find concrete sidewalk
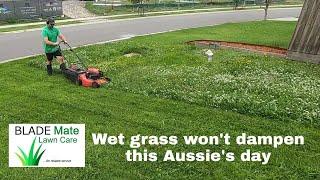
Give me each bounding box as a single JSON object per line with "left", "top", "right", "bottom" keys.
{"left": 269, "top": 17, "right": 298, "bottom": 21}
{"left": 0, "top": 4, "right": 302, "bottom": 30}
{"left": 63, "top": 0, "right": 96, "bottom": 18}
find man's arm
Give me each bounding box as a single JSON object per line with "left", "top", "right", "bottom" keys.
{"left": 44, "top": 37, "right": 59, "bottom": 46}
{"left": 58, "top": 34, "right": 67, "bottom": 43}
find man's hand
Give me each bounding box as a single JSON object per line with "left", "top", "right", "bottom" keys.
{"left": 53, "top": 42, "right": 60, "bottom": 46}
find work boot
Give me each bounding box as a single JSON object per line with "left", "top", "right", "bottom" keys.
{"left": 60, "top": 63, "right": 66, "bottom": 71}
{"left": 47, "top": 64, "right": 53, "bottom": 76}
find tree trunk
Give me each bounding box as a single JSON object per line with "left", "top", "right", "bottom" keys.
{"left": 264, "top": 1, "right": 270, "bottom": 20}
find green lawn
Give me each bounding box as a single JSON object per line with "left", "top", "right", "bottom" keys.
{"left": 0, "top": 21, "right": 81, "bottom": 33}
{"left": 0, "top": 17, "right": 69, "bottom": 26}
{"left": 0, "top": 21, "right": 319, "bottom": 179}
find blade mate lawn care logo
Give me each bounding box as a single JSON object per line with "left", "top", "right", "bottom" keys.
{"left": 9, "top": 124, "right": 85, "bottom": 167}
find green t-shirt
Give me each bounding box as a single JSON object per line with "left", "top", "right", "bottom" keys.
{"left": 42, "top": 26, "right": 61, "bottom": 53}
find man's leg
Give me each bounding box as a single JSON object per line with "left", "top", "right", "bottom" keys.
{"left": 46, "top": 53, "right": 53, "bottom": 75}
{"left": 55, "top": 50, "right": 66, "bottom": 71}
{"left": 56, "top": 56, "right": 66, "bottom": 71}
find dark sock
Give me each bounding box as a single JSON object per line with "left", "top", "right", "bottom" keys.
{"left": 47, "top": 64, "right": 53, "bottom": 75}
{"left": 60, "top": 63, "right": 66, "bottom": 71}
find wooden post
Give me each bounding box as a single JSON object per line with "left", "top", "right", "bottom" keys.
{"left": 288, "top": 0, "right": 320, "bottom": 64}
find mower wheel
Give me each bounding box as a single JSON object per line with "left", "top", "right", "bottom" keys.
{"left": 76, "top": 79, "right": 82, "bottom": 86}
{"left": 92, "top": 82, "right": 100, "bottom": 88}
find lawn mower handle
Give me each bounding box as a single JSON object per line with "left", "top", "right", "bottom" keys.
{"left": 63, "top": 42, "right": 74, "bottom": 51}
{"left": 59, "top": 41, "right": 86, "bottom": 68}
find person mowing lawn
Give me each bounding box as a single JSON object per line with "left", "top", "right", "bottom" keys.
{"left": 42, "top": 17, "right": 68, "bottom": 75}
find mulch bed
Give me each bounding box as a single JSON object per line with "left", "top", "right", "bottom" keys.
{"left": 187, "top": 40, "right": 288, "bottom": 57}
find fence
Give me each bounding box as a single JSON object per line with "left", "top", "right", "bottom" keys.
{"left": 0, "top": 0, "right": 63, "bottom": 20}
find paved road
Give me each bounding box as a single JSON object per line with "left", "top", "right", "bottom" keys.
{"left": 0, "top": 8, "right": 301, "bottom": 62}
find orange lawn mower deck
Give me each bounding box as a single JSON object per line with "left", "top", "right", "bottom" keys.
{"left": 60, "top": 43, "right": 111, "bottom": 88}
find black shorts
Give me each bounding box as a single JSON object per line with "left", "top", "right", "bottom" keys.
{"left": 46, "top": 50, "right": 62, "bottom": 61}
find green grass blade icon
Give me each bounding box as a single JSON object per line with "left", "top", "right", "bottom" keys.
{"left": 15, "top": 152, "right": 27, "bottom": 166}
{"left": 17, "top": 147, "right": 28, "bottom": 165}
{"left": 28, "top": 138, "right": 36, "bottom": 165}
{"left": 33, "top": 144, "right": 43, "bottom": 161}
{"left": 15, "top": 137, "right": 45, "bottom": 166}
{"left": 35, "top": 150, "right": 46, "bottom": 165}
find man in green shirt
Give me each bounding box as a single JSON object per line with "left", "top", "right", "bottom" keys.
{"left": 42, "top": 17, "right": 67, "bottom": 75}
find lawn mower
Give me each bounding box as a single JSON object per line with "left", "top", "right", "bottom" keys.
{"left": 59, "top": 42, "right": 111, "bottom": 88}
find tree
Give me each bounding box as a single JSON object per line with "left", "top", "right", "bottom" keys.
{"left": 233, "top": 0, "right": 240, "bottom": 10}
{"left": 264, "top": 0, "right": 272, "bottom": 20}
{"left": 129, "top": 0, "right": 149, "bottom": 16}
{"left": 128, "top": 0, "right": 141, "bottom": 14}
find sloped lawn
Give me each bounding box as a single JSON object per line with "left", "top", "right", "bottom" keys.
{"left": 0, "top": 21, "right": 319, "bottom": 179}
